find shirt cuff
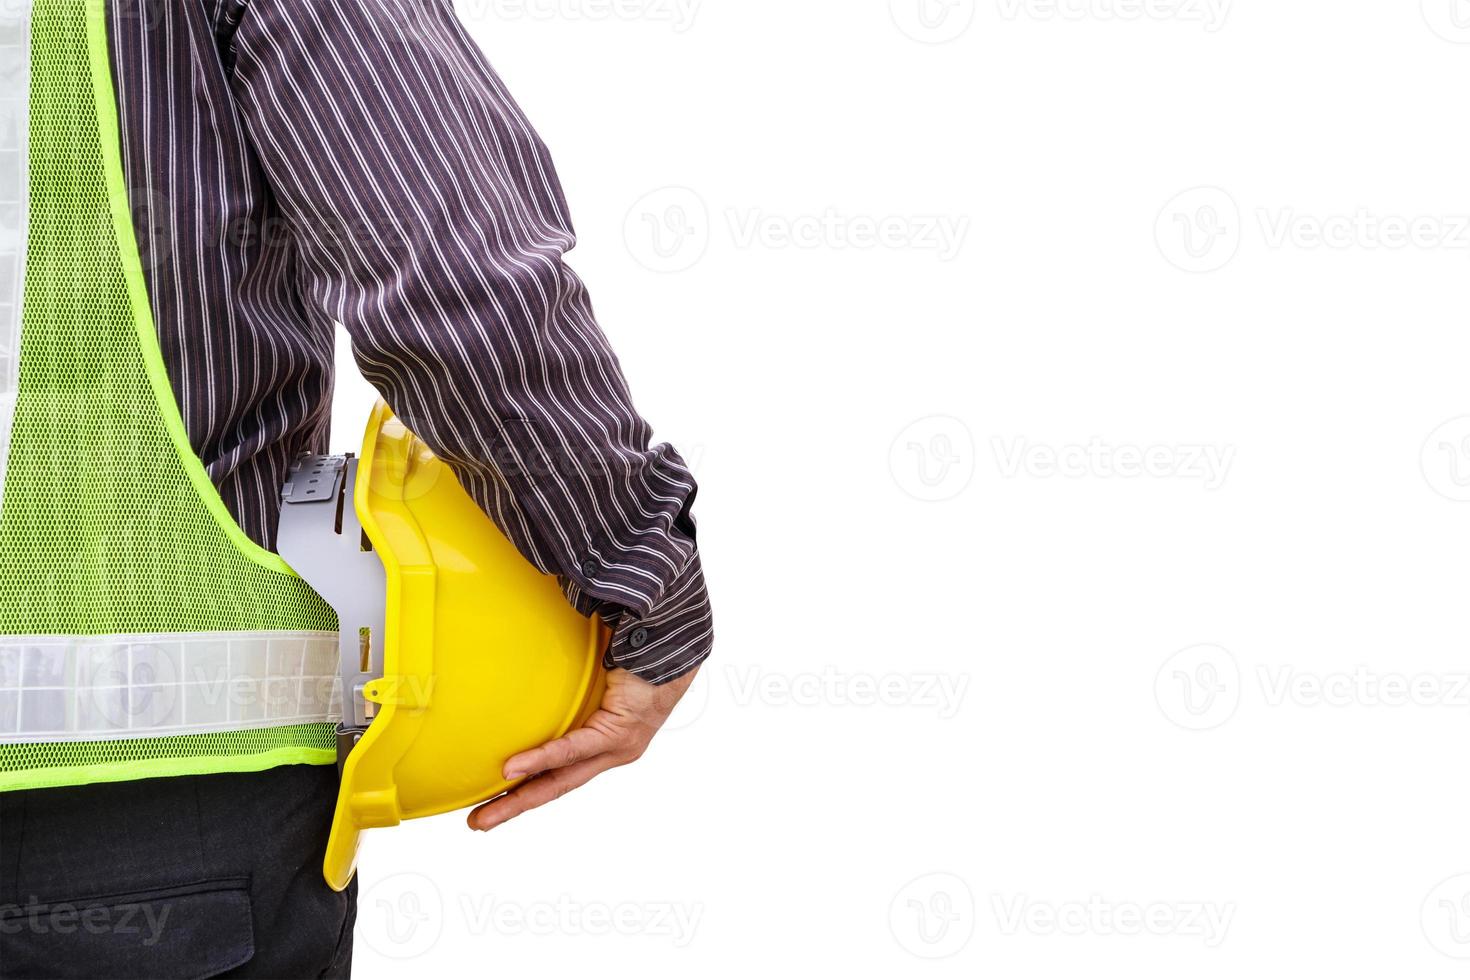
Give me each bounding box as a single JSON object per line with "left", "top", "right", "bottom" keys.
{"left": 602, "top": 553, "right": 713, "bottom": 684}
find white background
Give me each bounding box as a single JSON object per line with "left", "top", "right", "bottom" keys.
{"left": 343, "top": 1, "right": 1470, "bottom": 976}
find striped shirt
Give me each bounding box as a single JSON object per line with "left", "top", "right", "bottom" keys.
{"left": 105, "top": 0, "right": 711, "bottom": 684}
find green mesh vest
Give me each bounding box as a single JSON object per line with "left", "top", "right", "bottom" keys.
{"left": 0, "top": 0, "right": 341, "bottom": 791}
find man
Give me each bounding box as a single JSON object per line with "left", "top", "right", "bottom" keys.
{"left": 0, "top": 1, "right": 711, "bottom": 976}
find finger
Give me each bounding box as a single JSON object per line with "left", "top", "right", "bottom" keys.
{"left": 503, "top": 722, "right": 616, "bottom": 780}
{"left": 470, "top": 756, "right": 611, "bottom": 831}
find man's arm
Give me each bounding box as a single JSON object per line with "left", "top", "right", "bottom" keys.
{"left": 225, "top": 0, "right": 712, "bottom": 692}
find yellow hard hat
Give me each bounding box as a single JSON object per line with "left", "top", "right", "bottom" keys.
{"left": 280, "top": 401, "right": 607, "bottom": 891}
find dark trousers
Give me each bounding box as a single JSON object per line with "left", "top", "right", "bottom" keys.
{"left": 0, "top": 764, "right": 356, "bottom": 979}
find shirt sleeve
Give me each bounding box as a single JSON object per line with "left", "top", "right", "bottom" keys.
{"left": 225, "top": 0, "right": 712, "bottom": 684}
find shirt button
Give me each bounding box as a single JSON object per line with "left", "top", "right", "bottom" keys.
{"left": 629, "top": 627, "right": 650, "bottom": 649}
{"left": 580, "top": 559, "right": 599, "bottom": 578}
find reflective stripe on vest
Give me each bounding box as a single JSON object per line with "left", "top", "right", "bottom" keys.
{"left": 0, "top": 631, "right": 342, "bottom": 742}
{"left": 0, "top": 0, "right": 340, "bottom": 792}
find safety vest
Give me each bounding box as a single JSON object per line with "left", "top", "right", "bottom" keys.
{"left": 0, "top": 0, "right": 341, "bottom": 792}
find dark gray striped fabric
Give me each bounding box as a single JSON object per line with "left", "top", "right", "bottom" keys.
{"left": 105, "top": 0, "right": 711, "bottom": 684}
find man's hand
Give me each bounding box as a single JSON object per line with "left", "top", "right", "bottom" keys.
{"left": 468, "top": 666, "right": 699, "bottom": 831}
